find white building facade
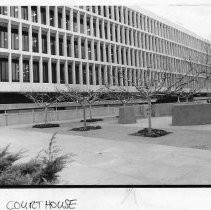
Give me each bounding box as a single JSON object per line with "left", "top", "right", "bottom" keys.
{"left": 0, "top": 5, "right": 211, "bottom": 93}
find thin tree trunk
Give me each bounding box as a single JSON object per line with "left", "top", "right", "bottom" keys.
{"left": 44, "top": 106, "right": 48, "bottom": 125}
{"left": 177, "top": 96, "right": 180, "bottom": 103}
{"left": 148, "top": 97, "right": 152, "bottom": 134}
{"left": 89, "top": 104, "right": 92, "bottom": 120}
{"left": 83, "top": 105, "right": 87, "bottom": 128}
{"left": 186, "top": 96, "right": 189, "bottom": 102}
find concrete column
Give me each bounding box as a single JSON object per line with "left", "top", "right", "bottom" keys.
{"left": 86, "top": 63, "right": 90, "bottom": 85}
{"left": 8, "top": 20, "right": 11, "bottom": 50}
{"left": 120, "top": 6, "right": 124, "bottom": 23}
{"left": 96, "top": 17, "right": 100, "bottom": 37}
{"left": 111, "top": 6, "right": 115, "bottom": 19}
{"left": 37, "top": 6, "right": 41, "bottom": 24}
{"left": 125, "top": 8, "right": 128, "bottom": 25}
{"left": 84, "top": 14, "right": 87, "bottom": 35}
{"left": 109, "top": 66, "right": 113, "bottom": 86}
{"left": 64, "top": 60, "right": 68, "bottom": 84}
{"left": 97, "top": 41, "right": 100, "bottom": 61}
{"left": 72, "top": 61, "right": 76, "bottom": 84}
{"left": 112, "top": 24, "right": 116, "bottom": 42}
{"left": 8, "top": 53, "right": 12, "bottom": 82}
{"left": 122, "top": 27, "right": 125, "bottom": 44}
{"left": 118, "top": 46, "right": 122, "bottom": 65}
{"left": 39, "top": 57, "right": 43, "bottom": 83}
{"left": 62, "top": 6, "right": 66, "bottom": 30}
{"left": 103, "top": 43, "right": 106, "bottom": 62}
{"left": 54, "top": 6, "right": 58, "bottom": 28}
{"left": 30, "top": 56, "right": 33, "bottom": 83}
{"left": 92, "top": 64, "right": 96, "bottom": 85}
{"left": 18, "top": 22, "right": 22, "bottom": 52}
{"left": 79, "top": 62, "right": 83, "bottom": 85}
{"left": 123, "top": 48, "right": 127, "bottom": 65}
{"left": 56, "top": 31, "right": 59, "bottom": 56}
{"left": 56, "top": 59, "right": 60, "bottom": 84}
{"left": 48, "top": 58, "right": 52, "bottom": 83}
{"left": 90, "top": 16, "right": 94, "bottom": 36}
{"left": 114, "top": 44, "right": 117, "bottom": 64}
{"left": 98, "top": 64, "right": 102, "bottom": 85}
{"left": 85, "top": 38, "right": 88, "bottom": 60}
{"left": 102, "top": 20, "right": 105, "bottom": 39}
{"left": 77, "top": 11, "right": 80, "bottom": 33}
{"left": 78, "top": 37, "right": 81, "bottom": 59}
{"left": 91, "top": 39, "right": 94, "bottom": 60}
{"left": 46, "top": 6, "right": 50, "bottom": 26}
{"left": 104, "top": 65, "right": 108, "bottom": 85}
{"left": 38, "top": 27, "right": 42, "bottom": 53}
{"left": 19, "top": 54, "right": 23, "bottom": 82}
{"left": 70, "top": 8, "right": 73, "bottom": 31}
{"left": 107, "top": 21, "right": 111, "bottom": 41}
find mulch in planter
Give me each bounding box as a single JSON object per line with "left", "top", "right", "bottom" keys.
{"left": 32, "top": 123, "right": 60, "bottom": 128}
{"left": 71, "top": 125, "right": 102, "bottom": 131}
{"left": 130, "top": 128, "right": 171, "bottom": 138}
{"left": 80, "top": 118, "right": 103, "bottom": 123}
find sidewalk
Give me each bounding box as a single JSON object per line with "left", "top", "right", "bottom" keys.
{"left": 1, "top": 116, "right": 211, "bottom": 184}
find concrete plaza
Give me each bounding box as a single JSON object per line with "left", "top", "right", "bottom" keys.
{"left": 1, "top": 116, "right": 211, "bottom": 185}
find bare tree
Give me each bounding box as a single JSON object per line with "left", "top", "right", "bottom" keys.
{"left": 58, "top": 85, "right": 104, "bottom": 129}
{"left": 23, "top": 92, "right": 60, "bottom": 125}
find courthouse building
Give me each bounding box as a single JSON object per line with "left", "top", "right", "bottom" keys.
{"left": 0, "top": 6, "right": 211, "bottom": 97}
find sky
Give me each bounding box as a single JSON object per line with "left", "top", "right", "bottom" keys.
{"left": 3, "top": 0, "right": 211, "bottom": 41}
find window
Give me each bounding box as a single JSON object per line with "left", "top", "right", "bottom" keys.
{"left": 0, "top": 58, "right": 8, "bottom": 82}
{"left": 32, "top": 32, "right": 38, "bottom": 52}
{"left": 50, "top": 35, "right": 56, "bottom": 55}
{"left": 67, "top": 37, "right": 71, "bottom": 57}
{"left": 11, "top": 28, "right": 19, "bottom": 50}
{"left": 0, "top": 7, "right": 7, "bottom": 15}
{"left": 94, "top": 43, "right": 98, "bottom": 61}
{"left": 59, "top": 37, "right": 64, "bottom": 56}
{"left": 75, "top": 63, "right": 80, "bottom": 84}
{"left": 43, "top": 62, "right": 48, "bottom": 83}
{"left": 12, "top": 59, "right": 19, "bottom": 82}
{"left": 42, "top": 34, "right": 47, "bottom": 53}
{"left": 23, "top": 60, "right": 30, "bottom": 82}
{"left": 89, "top": 65, "right": 93, "bottom": 85}
{"left": 82, "top": 64, "right": 86, "bottom": 84}
{"left": 88, "top": 41, "right": 91, "bottom": 60}
{"left": 60, "top": 63, "right": 65, "bottom": 84}
{"left": 80, "top": 15, "right": 84, "bottom": 33}
{"left": 0, "top": 25, "right": 8, "bottom": 48}
{"left": 51, "top": 62, "right": 57, "bottom": 83}
{"left": 81, "top": 40, "right": 85, "bottom": 59}
{"left": 41, "top": 7, "right": 46, "bottom": 25}
{"left": 66, "top": 12, "right": 70, "bottom": 30}
{"left": 50, "top": 7, "right": 54, "bottom": 26}
{"left": 74, "top": 38, "right": 78, "bottom": 58}
{"left": 33, "top": 61, "right": 39, "bottom": 83}
{"left": 104, "top": 22, "right": 107, "bottom": 39}
{"left": 68, "top": 63, "right": 72, "bottom": 84}
{"left": 21, "top": 6, "right": 28, "bottom": 20}
{"left": 58, "top": 10, "right": 62, "bottom": 28}
{"left": 93, "top": 19, "right": 96, "bottom": 36}
{"left": 73, "top": 12, "right": 77, "bottom": 32}
{"left": 87, "top": 17, "right": 91, "bottom": 35}
{"left": 10, "top": 6, "right": 18, "bottom": 18}
{"left": 22, "top": 29, "right": 29, "bottom": 51}
{"left": 31, "top": 6, "right": 37, "bottom": 23}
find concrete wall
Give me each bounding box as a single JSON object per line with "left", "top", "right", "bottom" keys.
{"left": 0, "top": 103, "right": 175, "bottom": 127}
{"left": 172, "top": 103, "right": 211, "bottom": 125}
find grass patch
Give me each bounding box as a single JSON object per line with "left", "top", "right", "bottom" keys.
{"left": 71, "top": 125, "right": 102, "bottom": 131}
{"left": 130, "top": 128, "right": 171, "bottom": 138}
{"left": 80, "top": 118, "right": 103, "bottom": 123}
{"left": 32, "top": 123, "right": 60, "bottom": 128}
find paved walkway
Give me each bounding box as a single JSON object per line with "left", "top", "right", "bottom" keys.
{"left": 1, "top": 116, "right": 211, "bottom": 184}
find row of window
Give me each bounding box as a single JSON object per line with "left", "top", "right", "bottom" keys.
{"left": 0, "top": 6, "right": 210, "bottom": 53}
{"left": 1, "top": 24, "right": 210, "bottom": 69}
{"left": 0, "top": 57, "right": 208, "bottom": 90}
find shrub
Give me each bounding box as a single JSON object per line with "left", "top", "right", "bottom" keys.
{"left": 0, "top": 133, "right": 74, "bottom": 185}
{"left": 80, "top": 118, "right": 103, "bottom": 123}
{"left": 32, "top": 123, "right": 60, "bottom": 128}
{"left": 71, "top": 125, "right": 102, "bottom": 131}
